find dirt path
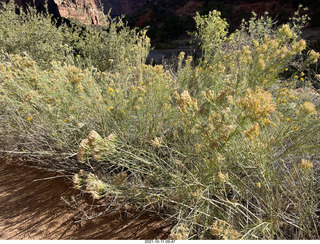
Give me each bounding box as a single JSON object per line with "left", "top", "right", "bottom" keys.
{"left": 0, "top": 159, "right": 172, "bottom": 240}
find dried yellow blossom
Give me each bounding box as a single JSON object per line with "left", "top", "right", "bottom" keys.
{"left": 76, "top": 84, "right": 84, "bottom": 91}
{"left": 87, "top": 130, "right": 103, "bottom": 146}
{"left": 78, "top": 138, "right": 89, "bottom": 163}
{"left": 238, "top": 88, "right": 276, "bottom": 120}
{"left": 66, "top": 65, "right": 83, "bottom": 84}
{"left": 92, "top": 144, "right": 103, "bottom": 162}
{"left": 151, "top": 137, "right": 162, "bottom": 148}
{"left": 217, "top": 172, "right": 228, "bottom": 183}
{"left": 24, "top": 91, "right": 35, "bottom": 102}
{"left": 298, "top": 159, "right": 313, "bottom": 170}
{"left": 176, "top": 90, "right": 199, "bottom": 112}
{"left": 86, "top": 173, "right": 107, "bottom": 199}
{"left": 113, "top": 172, "right": 127, "bottom": 186}
{"left": 244, "top": 123, "right": 260, "bottom": 140}
{"left": 195, "top": 143, "right": 202, "bottom": 153}
{"left": 300, "top": 102, "right": 317, "bottom": 116}
{"left": 211, "top": 220, "right": 241, "bottom": 240}
{"left": 216, "top": 87, "right": 234, "bottom": 103}
{"left": 294, "top": 39, "right": 306, "bottom": 53}
{"left": 178, "top": 52, "right": 185, "bottom": 61}
{"left": 72, "top": 170, "right": 88, "bottom": 189}
{"left": 278, "top": 24, "right": 293, "bottom": 39}
{"left": 308, "top": 50, "right": 320, "bottom": 63}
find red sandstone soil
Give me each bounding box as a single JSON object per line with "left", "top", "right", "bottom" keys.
{"left": 0, "top": 159, "right": 172, "bottom": 240}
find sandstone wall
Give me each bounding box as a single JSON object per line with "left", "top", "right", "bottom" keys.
{"left": 1, "top": 0, "right": 103, "bottom": 25}
{"left": 54, "top": 0, "right": 103, "bottom": 25}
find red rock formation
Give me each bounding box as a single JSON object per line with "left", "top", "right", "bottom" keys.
{"left": 54, "top": 0, "right": 103, "bottom": 25}
{"left": 1, "top": 0, "right": 103, "bottom": 25}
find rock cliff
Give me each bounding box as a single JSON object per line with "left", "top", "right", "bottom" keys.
{"left": 54, "top": 0, "right": 103, "bottom": 25}
{"left": 2, "top": 0, "right": 103, "bottom": 25}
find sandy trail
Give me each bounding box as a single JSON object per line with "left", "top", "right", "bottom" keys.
{"left": 0, "top": 159, "right": 172, "bottom": 240}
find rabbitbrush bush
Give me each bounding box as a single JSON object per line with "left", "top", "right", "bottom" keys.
{"left": 1, "top": 2, "right": 320, "bottom": 240}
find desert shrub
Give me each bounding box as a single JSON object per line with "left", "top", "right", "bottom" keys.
{"left": 0, "top": 1, "right": 150, "bottom": 73}
{"left": 66, "top": 16, "right": 150, "bottom": 73}
{"left": 0, "top": 1, "right": 73, "bottom": 69}
{"left": 1, "top": 3, "right": 320, "bottom": 240}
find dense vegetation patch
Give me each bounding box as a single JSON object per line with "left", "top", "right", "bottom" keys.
{"left": 0, "top": 1, "right": 319, "bottom": 240}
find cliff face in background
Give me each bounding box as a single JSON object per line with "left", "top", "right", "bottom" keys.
{"left": 54, "top": 0, "right": 103, "bottom": 24}
{"left": 1, "top": 0, "right": 103, "bottom": 25}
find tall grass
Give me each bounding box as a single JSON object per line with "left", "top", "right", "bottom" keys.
{"left": 0, "top": 1, "right": 319, "bottom": 239}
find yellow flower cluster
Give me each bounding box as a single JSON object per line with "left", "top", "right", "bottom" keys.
{"left": 108, "top": 87, "right": 114, "bottom": 94}
{"left": 238, "top": 88, "right": 276, "bottom": 121}
{"left": 308, "top": 50, "right": 320, "bottom": 64}
{"left": 244, "top": 123, "right": 260, "bottom": 141}
{"left": 278, "top": 24, "right": 293, "bottom": 39}
{"left": 263, "top": 118, "right": 276, "bottom": 127}
{"left": 298, "top": 159, "right": 313, "bottom": 170}
{"left": 293, "top": 39, "right": 306, "bottom": 53}
{"left": 10, "top": 55, "right": 36, "bottom": 69}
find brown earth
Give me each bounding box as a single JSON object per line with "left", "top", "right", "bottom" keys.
{"left": 0, "top": 158, "right": 172, "bottom": 240}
